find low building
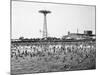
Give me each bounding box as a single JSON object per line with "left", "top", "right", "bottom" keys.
{"left": 62, "top": 30, "right": 96, "bottom": 40}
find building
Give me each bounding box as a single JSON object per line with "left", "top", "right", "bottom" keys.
{"left": 62, "top": 30, "right": 96, "bottom": 40}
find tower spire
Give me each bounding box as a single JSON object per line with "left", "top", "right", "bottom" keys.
{"left": 77, "top": 28, "right": 79, "bottom": 34}
{"left": 39, "top": 10, "right": 51, "bottom": 39}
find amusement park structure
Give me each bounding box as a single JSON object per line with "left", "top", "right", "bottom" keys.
{"left": 39, "top": 10, "right": 51, "bottom": 39}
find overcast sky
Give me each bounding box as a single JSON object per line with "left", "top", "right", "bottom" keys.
{"left": 12, "top": 1, "right": 96, "bottom": 39}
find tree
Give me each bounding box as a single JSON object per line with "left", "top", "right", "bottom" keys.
{"left": 19, "top": 36, "right": 24, "bottom": 40}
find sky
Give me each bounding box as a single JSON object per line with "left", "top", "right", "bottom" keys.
{"left": 12, "top": 1, "right": 96, "bottom": 39}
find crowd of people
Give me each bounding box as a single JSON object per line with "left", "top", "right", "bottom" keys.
{"left": 11, "top": 41, "right": 96, "bottom": 60}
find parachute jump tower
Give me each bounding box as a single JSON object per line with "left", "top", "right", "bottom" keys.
{"left": 39, "top": 10, "right": 51, "bottom": 39}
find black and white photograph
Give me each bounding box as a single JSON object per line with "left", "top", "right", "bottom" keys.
{"left": 11, "top": 0, "right": 96, "bottom": 74}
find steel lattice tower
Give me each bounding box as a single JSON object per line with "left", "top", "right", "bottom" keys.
{"left": 39, "top": 10, "right": 51, "bottom": 38}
